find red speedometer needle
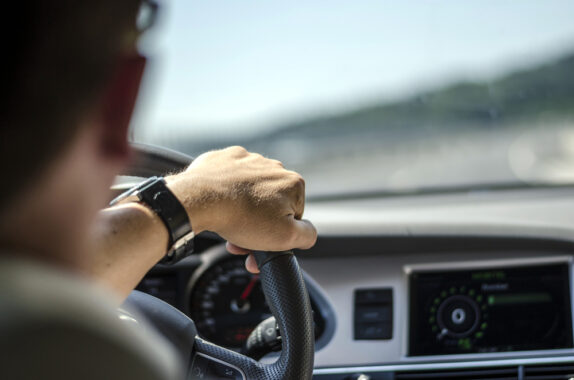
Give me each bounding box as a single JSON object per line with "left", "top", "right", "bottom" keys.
{"left": 240, "top": 275, "right": 259, "bottom": 301}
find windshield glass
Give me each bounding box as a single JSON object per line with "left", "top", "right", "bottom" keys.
{"left": 132, "top": 0, "right": 574, "bottom": 196}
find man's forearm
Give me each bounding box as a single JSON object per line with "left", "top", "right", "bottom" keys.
{"left": 85, "top": 146, "right": 317, "bottom": 301}
{"left": 87, "top": 202, "right": 169, "bottom": 301}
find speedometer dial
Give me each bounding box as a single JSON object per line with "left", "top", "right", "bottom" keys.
{"left": 189, "top": 258, "right": 271, "bottom": 348}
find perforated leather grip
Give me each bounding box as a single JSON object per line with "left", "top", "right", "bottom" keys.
{"left": 194, "top": 251, "right": 315, "bottom": 380}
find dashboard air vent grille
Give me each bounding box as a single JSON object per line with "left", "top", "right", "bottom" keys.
{"left": 524, "top": 364, "right": 574, "bottom": 380}
{"left": 395, "top": 366, "right": 518, "bottom": 380}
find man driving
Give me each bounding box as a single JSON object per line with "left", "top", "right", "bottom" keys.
{"left": 0, "top": 1, "right": 317, "bottom": 378}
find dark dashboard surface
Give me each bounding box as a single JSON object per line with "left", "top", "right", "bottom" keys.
{"left": 132, "top": 185, "right": 574, "bottom": 379}
{"left": 137, "top": 232, "right": 574, "bottom": 378}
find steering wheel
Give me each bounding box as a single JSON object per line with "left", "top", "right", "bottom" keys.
{"left": 120, "top": 143, "right": 315, "bottom": 380}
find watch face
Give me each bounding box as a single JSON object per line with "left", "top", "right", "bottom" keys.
{"left": 111, "top": 176, "right": 194, "bottom": 264}
{"left": 136, "top": 177, "right": 193, "bottom": 261}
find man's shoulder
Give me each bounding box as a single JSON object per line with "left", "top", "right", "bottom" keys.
{"left": 0, "top": 256, "right": 182, "bottom": 380}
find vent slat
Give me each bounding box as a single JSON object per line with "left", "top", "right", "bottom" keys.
{"left": 396, "top": 377, "right": 517, "bottom": 380}
{"left": 395, "top": 367, "right": 517, "bottom": 380}
{"left": 525, "top": 364, "right": 574, "bottom": 379}
{"left": 393, "top": 363, "right": 574, "bottom": 380}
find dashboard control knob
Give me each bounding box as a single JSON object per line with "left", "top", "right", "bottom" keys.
{"left": 451, "top": 308, "right": 466, "bottom": 325}
{"left": 437, "top": 295, "right": 480, "bottom": 338}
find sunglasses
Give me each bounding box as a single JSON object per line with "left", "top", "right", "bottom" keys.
{"left": 137, "top": 0, "right": 159, "bottom": 34}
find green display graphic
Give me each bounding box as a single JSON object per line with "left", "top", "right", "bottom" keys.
{"left": 471, "top": 270, "right": 506, "bottom": 281}
{"left": 487, "top": 292, "right": 551, "bottom": 306}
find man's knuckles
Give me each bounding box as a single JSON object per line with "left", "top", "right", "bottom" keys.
{"left": 225, "top": 145, "right": 249, "bottom": 157}
{"left": 270, "top": 159, "right": 284, "bottom": 168}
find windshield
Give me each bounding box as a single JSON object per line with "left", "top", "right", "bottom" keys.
{"left": 131, "top": 0, "right": 574, "bottom": 197}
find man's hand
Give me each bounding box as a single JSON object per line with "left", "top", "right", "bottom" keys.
{"left": 166, "top": 146, "right": 317, "bottom": 272}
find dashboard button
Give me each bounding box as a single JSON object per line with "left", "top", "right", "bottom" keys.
{"left": 356, "top": 289, "right": 392, "bottom": 304}
{"left": 354, "top": 288, "right": 393, "bottom": 340}
{"left": 355, "top": 323, "right": 392, "bottom": 339}
{"left": 356, "top": 306, "right": 391, "bottom": 323}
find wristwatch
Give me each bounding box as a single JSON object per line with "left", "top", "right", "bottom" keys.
{"left": 110, "top": 176, "right": 194, "bottom": 264}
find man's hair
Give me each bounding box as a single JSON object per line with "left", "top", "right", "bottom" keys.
{"left": 0, "top": 1, "right": 142, "bottom": 212}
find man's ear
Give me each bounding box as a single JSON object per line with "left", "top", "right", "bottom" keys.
{"left": 98, "top": 53, "right": 147, "bottom": 159}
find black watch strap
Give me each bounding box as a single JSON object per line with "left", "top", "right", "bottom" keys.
{"left": 110, "top": 176, "right": 194, "bottom": 264}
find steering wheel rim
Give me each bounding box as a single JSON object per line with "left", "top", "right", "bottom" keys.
{"left": 192, "top": 251, "right": 314, "bottom": 379}
{"left": 120, "top": 143, "right": 315, "bottom": 379}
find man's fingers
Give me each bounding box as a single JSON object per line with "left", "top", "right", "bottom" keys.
{"left": 227, "top": 220, "right": 316, "bottom": 273}
{"left": 290, "top": 218, "right": 318, "bottom": 250}
{"left": 287, "top": 173, "right": 306, "bottom": 220}
{"left": 226, "top": 241, "right": 251, "bottom": 255}
{"left": 226, "top": 242, "right": 259, "bottom": 273}
{"left": 227, "top": 242, "right": 259, "bottom": 273}
{"left": 228, "top": 219, "right": 316, "bottom": 252}
{"left": 245, "top": 254, "right": 260, "bottom": 274}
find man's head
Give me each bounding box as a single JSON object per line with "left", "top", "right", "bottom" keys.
{"left": 0, "top": 1, "right": 150, "bottom": 265}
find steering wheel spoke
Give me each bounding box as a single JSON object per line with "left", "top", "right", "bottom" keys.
{"left": 192, "top": 337, "right": 260, "bottom": 379}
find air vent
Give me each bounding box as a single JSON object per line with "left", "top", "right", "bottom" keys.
{"left": 395, "top": 366, "right": 518, "bottom": 380}
{"left": 524, "top": 364, "right": 574, "bottom": 380}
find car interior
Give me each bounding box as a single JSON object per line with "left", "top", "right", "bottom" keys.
{"left": 123, "top": 1, "right": 574, "bottom": 379}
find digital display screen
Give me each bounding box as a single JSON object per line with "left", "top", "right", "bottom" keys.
{"left": 409, "top": 263, "right": 573, "bottom": 356}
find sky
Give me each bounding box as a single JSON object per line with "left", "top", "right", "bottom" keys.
{"left": 131, "top": 0, "right": 574, "bottom": 143}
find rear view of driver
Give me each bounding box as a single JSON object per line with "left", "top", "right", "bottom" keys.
{"left": 0, "top": 1, "right": 317, "bottom": 379}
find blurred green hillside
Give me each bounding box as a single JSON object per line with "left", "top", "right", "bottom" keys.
{"left": 268, "top": 53, "right": 574, "bottom": 139}
{"left": 177, "top": 52, "right": 574, "bottom": 155}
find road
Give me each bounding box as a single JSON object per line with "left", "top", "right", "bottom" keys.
{"left": 273, "top": 124, "right": 574, "bottom": 196}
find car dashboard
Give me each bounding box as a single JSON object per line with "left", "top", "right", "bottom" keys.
{"left": 136, "top": 185, "right": 574, "bottom": 379}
